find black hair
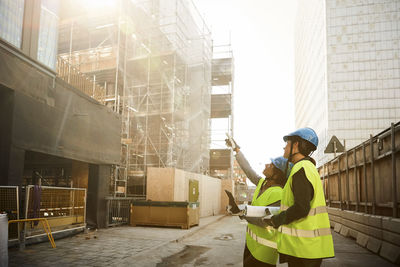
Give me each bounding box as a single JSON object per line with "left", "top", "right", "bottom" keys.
{"left": 272, "top": 166, "right": 286, "bottom": 187}
{"left": 289, "top": 136, "right": 316, "bottom": 156}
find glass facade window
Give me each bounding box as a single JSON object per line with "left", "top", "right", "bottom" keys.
{"left": 295, "top": 0, "right": 328, "bottom": 164}
{"left": 37, "top": 0, "right": 60, "bottom": 69}
{"left": 296, "top": 0, "right": 400, "bottom": 165}
{"left": 0, "top": 0, "right": 25, "bottom": 48}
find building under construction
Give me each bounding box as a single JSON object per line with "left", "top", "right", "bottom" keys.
{"left": 57, "top": 0, "right": 234, "bottom": 196}
{"left": 209, "top": 44, "right": 234, "bottom": 179}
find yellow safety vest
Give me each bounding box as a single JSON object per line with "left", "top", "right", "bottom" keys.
{"left": 246, "top": 179, "right": 282, "bottom": 264}
{"left": 278, "top": 160, "right": 335, "bottom": 259}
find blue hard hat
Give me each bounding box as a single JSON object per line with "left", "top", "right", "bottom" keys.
{"left": 283, "top": 127, "right": 318, "bottom": 149}
{"left": 270, "top": 156, "right": 293, "bottom": 178}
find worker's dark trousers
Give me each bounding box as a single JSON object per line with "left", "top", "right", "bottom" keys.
{"left": 243, "top": 244, "right": 276, "bottom": 267}
{"left": 281, "top": 254, "right": 322, "bottom": 267}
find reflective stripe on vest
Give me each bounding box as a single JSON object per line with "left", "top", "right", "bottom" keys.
{"left": 278, "top": 226, "right": 332, "bottom": 238}
{"left": 281, "top": 205, "right": 327, "bottom": 216}
{"left": 247, "top": 227, "right": 277, "bottom": 249}
{"left": 278, "top": 160, "right": 335, "bottom": 258}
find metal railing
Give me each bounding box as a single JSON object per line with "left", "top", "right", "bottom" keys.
{"left": 0, "top": 186, "right": 19, "bottom": 240}
{"left": 105, "top": 196, "right": 145, "bottom": 227}
{"left": 56, "top": 56, "right": 106, "bottom": 103}
{"left": 319, "top": 122, "right": 399, "bottom": 218}
{"left": 24, "top": 186, "right": 86, "bottom": 238}
{"left": 1, "top": 185, "right": 86, "bottom": 248}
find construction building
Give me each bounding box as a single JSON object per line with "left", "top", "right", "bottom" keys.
{"left": 0, "top": 0, "right": 121, "bottom": 230}
{"left": 0, "top": 0, "right": 234, "bottom": 239}
{"left": 57, "top": 0, "right": 234, "bottom": 196}
{"left": 295, "top": 0, "right": 400, "bottom": 164}
{"left": 209, "top": 44, "right": 234, "bottom": 179}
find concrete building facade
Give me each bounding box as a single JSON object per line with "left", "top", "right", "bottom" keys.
{"left": 295, "top": 0, "right": 400, "bottom": 164}
{"left": 0, "top": 0, "right": 121, "bottom": 228}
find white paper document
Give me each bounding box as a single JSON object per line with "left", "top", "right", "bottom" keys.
{"left": 245, "top": 205, "right": 281, "bottom": 217}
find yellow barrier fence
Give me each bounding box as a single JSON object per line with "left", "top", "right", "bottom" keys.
{"left": 8, "top": 218, "right": 56, "bottom": 248}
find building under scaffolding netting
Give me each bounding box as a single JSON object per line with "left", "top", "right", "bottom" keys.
{"left": 209, "top": 44, "right": 234, "bottom": 179}
{"left": 57, "top": 0, "right": 212, "bottom": 197}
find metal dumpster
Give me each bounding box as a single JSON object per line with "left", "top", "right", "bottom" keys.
{"left": 130, "top": 201, "right": 199, "bottom": 229}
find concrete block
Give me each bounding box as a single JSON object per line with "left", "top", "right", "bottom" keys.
{"left": 330, "top": 221, "right": 336, "bottom": 228}
{"left": 342, "top": 210, "right": 355, "bottom": 220}
{"left": 366, "top": 225, "right": 383, "bottom": 239}
{"left": 369, "top": 226, "right": 382, "bottom": 239}
{"left": 356, "top": 232, "right": 369, "bottom": 247}
{"left": 328, "top": 214, "right": 341, "bottom": 224}
{"left": 343, "top": 218, "right": 357, "bottom": 232}
{"left": 351, "top": 212, "right": 365, "bottom": 224}
{"left": 346, "top": 218, "right": 382, "bottom": 239}
{"left": 382, "top": 230, "right": 400, "bottom": 246}
{"left": 366, "top": 237, "right": 382, "bottom": 254}
{"left": 327, "top": 207, "right": 341, "bottom": 216}
{"left": 334, "top": 223, "right": 342, "bottom": 233}
{"left": 340, "top": 226, "right": 350, "bottom": 237}
{"left": 349, "top": 228, "right": 358, "bottom": 239}
{"left": 367, "top": 215, "right": 382, "bottom": 228}
{"left": 382, "top": 217, "right": 400, "bottom": 234}
{"left": 380, "top": 241, "right": 400, "bottom": 264}
{"left": 341, "top": 217, "right": 381, "bottom": 239}
{"left": 361, "top": 214, "right": 369, "bottom": 224}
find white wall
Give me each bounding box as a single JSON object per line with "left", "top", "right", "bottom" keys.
{"left": 173, "top": 169, "right": 221, "bottom": 217}
{"left": 198, "top": 174, "right": 221, "bottom": 217}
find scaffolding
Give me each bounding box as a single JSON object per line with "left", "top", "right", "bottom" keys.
{"left": 57, "top": 0, "right": 212, "bottom": 197}
{"left": 209, "top": 44, "right": 234, "bottom": 179}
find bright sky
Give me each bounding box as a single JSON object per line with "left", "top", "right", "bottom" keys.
{"left": 194, "top": 0, "right": 299, "bottom": 178}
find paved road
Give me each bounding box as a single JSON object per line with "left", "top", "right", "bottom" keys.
{"left": 132, "top": 216, "right": 246, "bottom": 266}
{"left": 8, "top": 215, "right": 397, "bottom": 266}
{"left": 322, "top": 231, "right": 397, "bottom": 267}
{"left": 130, "top": 216, "right": 398, "bottom": 267}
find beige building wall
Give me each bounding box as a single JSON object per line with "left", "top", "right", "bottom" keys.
{"left": 146, "top": 167, "right": 223, "bottom": 217}
{"left": 146, "top": 168, "right": 176, "bottom": 201}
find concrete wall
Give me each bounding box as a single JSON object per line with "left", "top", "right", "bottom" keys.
{"left": 328, "top": 207, "right": 400, "bottom": 264}
{"left": 71, "top": 161, "right": 89, "bottom": 189}
{"left": 87, "top": 164, "right": 111, "bottom": 228}
{"left": 147, "top": 167, "right": 222, "bottom": 217}
{"left": 0, "top": 41, "right": 121, "bottom": 170}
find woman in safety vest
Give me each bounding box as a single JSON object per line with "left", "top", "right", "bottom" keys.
{"left": 269, "top": 127, "right": 335, "bottom": 267}
{"left": 226, "top": 138, "right": 293, "bottom": 267}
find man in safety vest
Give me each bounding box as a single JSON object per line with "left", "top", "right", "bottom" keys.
{"left": 268, "top": 128, "right": 335, "bottom": 267}
{"left": 226, "top": 138, "right": 293, "bottom": 266}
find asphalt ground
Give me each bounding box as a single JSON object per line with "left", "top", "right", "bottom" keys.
{"left": 8, "top": 215, "right": 397, "bottom": 267}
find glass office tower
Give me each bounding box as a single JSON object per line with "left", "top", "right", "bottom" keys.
{"left": 295, "top": 0, "right": 400, "bottom": 164}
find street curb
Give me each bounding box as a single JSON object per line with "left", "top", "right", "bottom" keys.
{"left": 173, "top": 215, "right": 227, "bottom": 243}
